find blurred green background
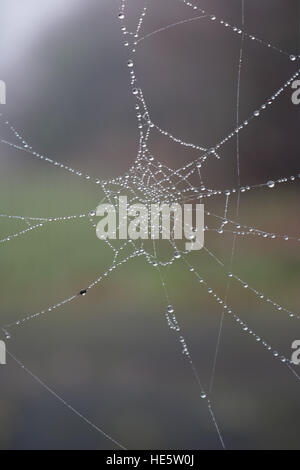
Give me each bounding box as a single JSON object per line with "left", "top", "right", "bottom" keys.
{"left": 0, "top": 0, "right": 299, "bottom": 450}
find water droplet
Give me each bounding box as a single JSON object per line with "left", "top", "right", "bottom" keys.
{"left": 79, "top": 289, "right": 87, "bottom": 296}
{"left": 167, "top": 305, "right": 174, "bottom": 313}
{"left": 290, "top": 55, "right": 296, "bottom": 61}
{"left": 127, "top": 60, "right": 134, "bottom": 67}
{"left": 200, "top": 392, "right": 207, "bottom": 399}
{"left": 267, "top": 180, "right": 275, "bottom": 188}
{"left": 253, "top": 110, "right": 260, "bottom": 117}
{"left": 118, "top": 13, "right": 125, "bottom": 19}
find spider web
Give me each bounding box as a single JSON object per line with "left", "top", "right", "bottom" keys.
{"left": 0, "top": 0, "right": 300, "bottom": 450}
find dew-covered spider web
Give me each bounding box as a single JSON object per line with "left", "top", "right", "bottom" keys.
{"left": 0, "top": 0, "right": 300, "bottom": 450}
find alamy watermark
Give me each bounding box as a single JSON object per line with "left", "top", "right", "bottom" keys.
{"left": 291, "top": 340, "right": 300, "bottom": 365}
{"left": 0, "top": 80, "right": 6, "bottom": 104}
{"left": 95, "top": 197, "right": 204, "bottom": 251}
{"left": 291, "top": 80, "right": 300, "bottom": 105}
{"left": 0, "top": 341, "right": 6, "bottom": 365}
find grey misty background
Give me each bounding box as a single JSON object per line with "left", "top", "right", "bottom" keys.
{"left": 0, "top": 0, "right": 299, "bottom": 450}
